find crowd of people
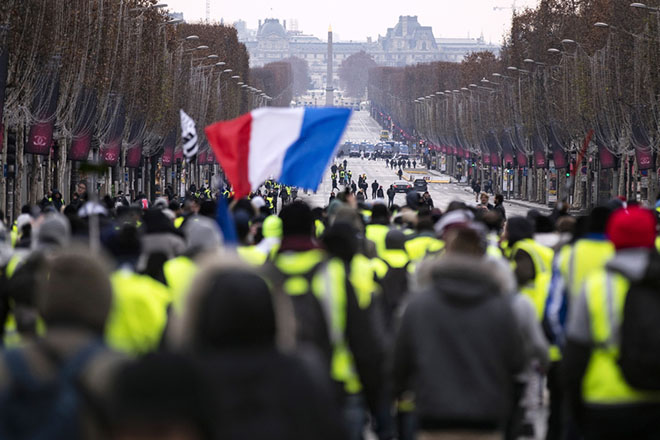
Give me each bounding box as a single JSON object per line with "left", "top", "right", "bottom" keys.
{"left": 0, "top": 166, "right": 659, "bottom": 440}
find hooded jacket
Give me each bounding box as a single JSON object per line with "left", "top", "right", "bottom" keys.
{"left": 393, "top": 255, "right": 525, "bottom": 430}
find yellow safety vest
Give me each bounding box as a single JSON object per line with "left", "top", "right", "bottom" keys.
{"left": 237, "top": 245, "right": 268, "bottom": 266}
{"left": 404, "top": 235, "right": 444, "bottom": 262}
{"left": 106, "top": 269, "right": 170, "bottom": 356}
{"left": 581, "top": 270, "right": 660, "bottom": 404}
{"left": 511, "top": 238, "right": 554, "bottom": 320}
{"left": 311, "top": 258, "right": 368, "bottom": 394}
{"left": 163, "top": 256, "right": 198, "bottom": 314}
{"left": 559, "top": 238, "right": 615, "bottom": 299}
{"left": 365, "top": 224, "right": 390, "bottom": 258}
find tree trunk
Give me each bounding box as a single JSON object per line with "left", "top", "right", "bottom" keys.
{"left": 15, "top": 124, "right": 24, "bottom": 219}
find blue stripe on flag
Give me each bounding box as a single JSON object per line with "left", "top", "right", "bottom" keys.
{"left": 216, "top": 194, "right": 238, "bottom": 245}
{"left": 279, "top": 108, "right": 351, "bottom": 190}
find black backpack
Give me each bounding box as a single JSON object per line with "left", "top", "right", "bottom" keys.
{"left": 618, "top": 251, "right": 660, "bottom": 390}
{"left": 0, "top": 341, "right": 104, "bottom": 440}
{"left": 377, "top": 260, "right": 410, "bottom": 332}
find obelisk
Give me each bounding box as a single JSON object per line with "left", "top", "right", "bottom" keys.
{"left": 325, "top": 25, "right": 334, "bottom": 107}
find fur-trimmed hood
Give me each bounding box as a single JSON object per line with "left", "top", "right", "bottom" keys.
{"left": 416, "top": 254, "right": 516, "bottom": 301}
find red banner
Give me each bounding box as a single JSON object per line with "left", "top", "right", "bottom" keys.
{"left": 69, "top": 132, "right": 92, "bottom": 161}
{"left": 25, "top": 121, "right": 54, "bottom": 155}
{"left": 100, "top": 140, "right": 121, "bottom": 166}
{"left": 125, "top": 143, "right": 143, "bottom": 168}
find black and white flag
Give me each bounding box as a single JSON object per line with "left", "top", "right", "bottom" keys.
{"left": 180, "top": 109, "right": 198, "bottom": 162}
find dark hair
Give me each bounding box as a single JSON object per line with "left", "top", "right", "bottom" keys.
{"left": 506, "top": 217, "right": 534, "bottom": 245}
{"left": 279, "top": 201, "right": 313, "bottom": 237}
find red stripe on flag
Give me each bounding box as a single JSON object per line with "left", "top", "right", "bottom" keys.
{"left": 206, "top": 112, "right": 253, "bottom": 198}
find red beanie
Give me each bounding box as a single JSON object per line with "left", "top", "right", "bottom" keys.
{"left": 606, "top": 207, "right": 657, "bottom": 250}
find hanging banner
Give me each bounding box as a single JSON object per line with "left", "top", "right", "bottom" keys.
{"left": 635, "top": 147, "right": 654, "bottom": 171}
{"left": 26, "top": 73, "right": 60, "bottom": 155}
{"left": 70, "top": 133, "right": 92, "bottom": 162}
{"left": 125, "top": 145, "right": 142, "bottom": 168}
{"left": 161, "top": 129, "right": 176, "bottom": 167}
{"left": 69, "top": 89, "right": 97, "bottom": 161}
{"left": 100, "top": 96, "right": 125, "bottom": 166}
{"left": 516, "top": 150, "right": 528, "bottom": 167}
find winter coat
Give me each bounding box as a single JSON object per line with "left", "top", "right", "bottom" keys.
{"left": 394, "top": 255, "right": 525, "bottom": 431}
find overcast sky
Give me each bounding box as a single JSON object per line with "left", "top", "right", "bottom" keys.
{"left": 165, "top": 0, "right": 540, "bottom": 44}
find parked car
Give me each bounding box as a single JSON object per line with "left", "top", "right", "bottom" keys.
{"left": 413, "top": 179, "right": 428, "bottom": 192}
{"left": 393, "top": 180, "right": 413, "bottom": 193}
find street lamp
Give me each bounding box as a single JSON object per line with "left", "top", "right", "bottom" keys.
{"left": 215, "top": 61, "right": 226, "bottom": 67}
{"left": 507, "top": 66, "right": 518, "bottom": 71}
{"left": 207, "top": 54, "right": 219, "bottom": 59}
{"left": 594, "top": 22, "right": 610, "bottom": 28}
{"left": 561, "top": 39, "right": 576, "bottom": 45}
{"left": 223, "top": 69, "right": 233, "bottom": 73}
{"left": 185, "top": 35, "right": 200, "bottom": 41}
{"left": 231, "top": 75, "right": 240, "bottom": 79}
{"left": 547, "top": 48, "right": 561, "bottom": 54}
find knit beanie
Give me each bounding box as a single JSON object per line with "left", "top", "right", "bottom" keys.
{"left": 606, "top": 207, "right": 657, "bottom": 250}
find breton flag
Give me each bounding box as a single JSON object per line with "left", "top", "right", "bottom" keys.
{"left": 205, "top": 107, "right": 351, "bottom": 199}
{"left": 180, "top": 109, "right": 199, "bottom": 162}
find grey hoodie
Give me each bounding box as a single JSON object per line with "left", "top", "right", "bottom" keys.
{"left": 393, "top": 255, "right": 526, "bottom": 429}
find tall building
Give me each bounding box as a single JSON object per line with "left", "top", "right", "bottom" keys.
{"left": 238, "top": 16, "right": 500, "bottom": 89}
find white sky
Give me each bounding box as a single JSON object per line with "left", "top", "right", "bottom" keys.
{"left": 164, "top": 0, "right": 540, "bottom": 44}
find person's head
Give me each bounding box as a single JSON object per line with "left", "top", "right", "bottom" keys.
{"left": 444, "top": 225, "right": 487, "bottom": 257}
{"left": 279, "top": 201, "right": 313, "bottom": 237}
{"left": 33, "top": 213, "right": 71, "bottom": 251}
{"left": 480, "top": 192, "right": 489, "bottom": 205}
{"left": 38, "top": 249, "right": 113, "bottom": 335}
{"left": 504, "top": 216, "right": 534, "bottom": 246}
{"left": 587, "top": 206, "right": 613, "bottom": 235}
{"left": 183, "top": 216, "right": 223, "bottom": 254}
{"left": 607, "top": 207, "right": 656, "bottom": 251}
{"left": 323, "top": 222, "right": 359, "bottom": 261}
{"left": 371, "top": 204, "right": 390, "bottom": 225}
{"left": 76, "top": 181, "right": 87, "bottom": 196}
{"left": 174, "top": 263, "right": 279, "bottom": 352}
{"left": 494, "top": 194, "right": 504, "bottom": 205}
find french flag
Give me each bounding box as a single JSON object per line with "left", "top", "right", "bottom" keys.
{"left": 205, "top": 107, "right": 351, "bottom": 198}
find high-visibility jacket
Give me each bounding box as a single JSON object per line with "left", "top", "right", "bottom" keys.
{"left": 163, "top": 255, "right": 198, "bottom": 313}
{"left": 365, "top": 224, "right": 390, "bottom": 257}
{"left": 274, "top": 250, "right": 370, "bottom": 395}
{"left": 237, "top": 245, "right": 268, "bottom": 266}
{"left": 510, "top": 238, "right": 554, "bottom": 320}
{"left": 105, "top": 269, "right": 170, "bottom": 356}
{"left": 559, "top": 236, "right": 614, "bottom": 299}
{"left": 404, "top": 234, "right": 444, "bottom": 262}
{"left": 580, "top": 270, "right": 660, "bottom": 405}
{"left": 314, "top": 219, "right": 325, "bottom": 238}
{"left": 174, "top": 216, "right": 185, "bottom": 229}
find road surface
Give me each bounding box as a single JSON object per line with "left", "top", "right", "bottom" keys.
{"left": 299, "top": 110, "right": 533, "bottom": 216}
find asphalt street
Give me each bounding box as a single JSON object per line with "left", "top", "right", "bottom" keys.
{"left": 299, "top": 110, "right": 532, "bottom": 216}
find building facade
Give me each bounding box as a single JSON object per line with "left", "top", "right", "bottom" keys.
{"left": 238, "top": 16, "right": 500, "bottom": 90}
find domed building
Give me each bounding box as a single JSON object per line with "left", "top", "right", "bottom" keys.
{"left": 255, "top": 19, "right": 290, "bottom": 62}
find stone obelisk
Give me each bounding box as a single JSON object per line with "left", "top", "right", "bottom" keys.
{"left": 325, "top": 25, "right": 334, "bottom": 107}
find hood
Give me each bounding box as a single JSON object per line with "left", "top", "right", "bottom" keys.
{"left": 183, "top": 215, "right": 223, "bottom": 253}
{"left": 606, "top": 249, "right": 652, "bottom": 282}
{"left": 33, "top": 213, "right": 71, "bottom": 250}
{"left": 426, "top": 254, "right": 515, "bottom": 302}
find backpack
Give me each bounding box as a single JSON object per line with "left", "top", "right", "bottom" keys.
{"left": 0, "top": 341, "right": 104, "bottom": 440}
{"left": 263, "top": 260, "right": 333, "bottom": 366}
{"left": 618, "top": 251, "right": 660, "bottom": 390}
{"left": 377, "top": 260, "right": 410, "bottom": 332}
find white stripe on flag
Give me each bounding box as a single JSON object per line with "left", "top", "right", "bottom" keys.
{"left": 248, "top": 107, "right": 305, "bottom": 190}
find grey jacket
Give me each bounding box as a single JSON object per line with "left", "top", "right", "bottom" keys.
{"left": 393, "top": 255, "right": 525, "bottom": 429}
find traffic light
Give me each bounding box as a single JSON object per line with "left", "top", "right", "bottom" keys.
{"left": 6, "top": 131, "right": 16, "bottom": 178}
{"left": 565, "top": 171, "right": 571, "bottom": 177}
